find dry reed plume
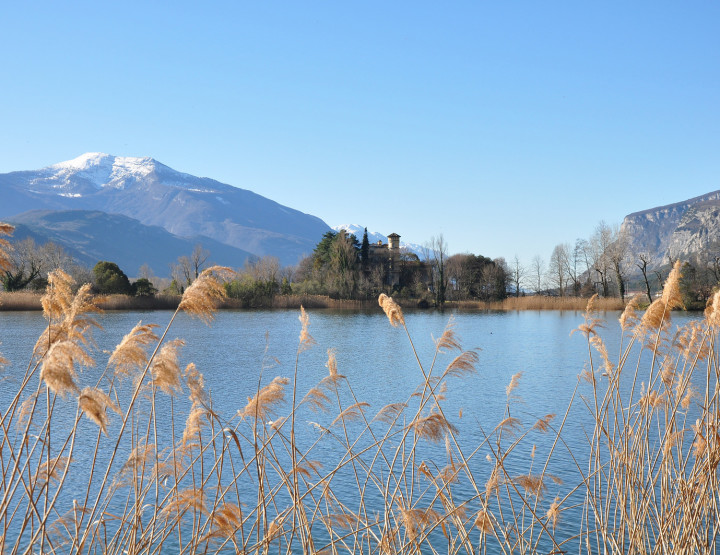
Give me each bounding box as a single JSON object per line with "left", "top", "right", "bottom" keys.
{"left": 178, "top": 265, "right": 234, "bottom": 323}
{"left": 378, "top": 293, "right": 404, "bottom": 326}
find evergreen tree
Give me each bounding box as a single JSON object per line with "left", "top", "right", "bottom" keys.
{"left": 133, "top": 277, "right": 157, "bottom": 297}
{"left": 313, "top": 231, "right": 338, "bottom": 269}
{"left": 361, "top": 227, "right": 370, "bottom": 269}
{"left": 93, "top": 261, "right": 133, "bottom": 295}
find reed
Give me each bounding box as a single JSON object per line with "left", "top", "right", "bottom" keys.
{"left": 96, "top": 294, "right": 181, "bottom": 311}
{"left": 0, "top": 291, "right": 44, "bottom": 311}
{"left": 0, "top": 255, "right": 718, "bottom": 553}
{"left": 466, "top": 295, "right": 626, "bottom": 311}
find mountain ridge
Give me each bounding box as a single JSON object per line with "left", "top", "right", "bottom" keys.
{"left": 0, "top": 153, "right": 330, "bottom": 266}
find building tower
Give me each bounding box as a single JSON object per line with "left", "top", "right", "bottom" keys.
{"left": 387, "top": 233, "right": 401, "bottom": 287}
{"left": 388, "top": 233, "right": 400, "bottom": 251}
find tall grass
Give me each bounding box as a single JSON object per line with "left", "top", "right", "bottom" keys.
{"left": 0, "top": 256, "right": 719, "bottom": 553}
{"left": 465, "top": 295, "right": 626, "bottom": 311}
{"left": 2, "top": 291, "right": 631, "bottom": 313}
{"left": 0, "top": 291, "right": 43, "bottom": 311}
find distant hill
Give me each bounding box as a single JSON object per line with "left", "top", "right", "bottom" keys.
{"left": 620, "top": 190, "right": 720, "bottom": 266}
{"left": 0, "top": 153, "right": 330, "bottom": 266}
{"left": 7, "top": 210, "right": 255, "bottom": 277}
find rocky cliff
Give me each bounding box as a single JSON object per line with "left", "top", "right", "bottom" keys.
{"left": 620, "top": 190, "right": 720, "bottom": 266}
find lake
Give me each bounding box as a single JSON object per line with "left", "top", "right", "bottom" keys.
{"left": 0, "top": 307, "right": 708, "bottom": 553}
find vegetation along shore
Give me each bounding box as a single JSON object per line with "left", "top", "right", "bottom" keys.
{"left": 0, "top": 290, "right": 627, "bottom": 312}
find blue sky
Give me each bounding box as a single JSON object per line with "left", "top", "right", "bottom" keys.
{"left": 1, "top": 2, "right": 718, "bottom": 265}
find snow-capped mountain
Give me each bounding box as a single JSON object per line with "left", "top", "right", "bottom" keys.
{"left": 0, "top": 153, "right": 331, "bottom": 266}
{"left": 333, "top": 224, "right": 425, "bottom": 258}
{"left": 46, "top": 153, "right": 158, "bottom": 192}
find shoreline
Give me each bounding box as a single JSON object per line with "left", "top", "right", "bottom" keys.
{"left": 0, "top": 291, "right": 628, "bottom": 312}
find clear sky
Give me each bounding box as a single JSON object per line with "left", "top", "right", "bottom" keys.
{"left": 1, "top": 2, "right": 718, "bottom": 265}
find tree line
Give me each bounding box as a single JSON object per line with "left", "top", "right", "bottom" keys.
{"left": 0, "top": 231, "right": 513, "bottom": 307}
{"left": 25, "top": 223, "right": 720, "bottom": 309}
{"left": 520, "top": 220, "right": 720, "bottom": 309}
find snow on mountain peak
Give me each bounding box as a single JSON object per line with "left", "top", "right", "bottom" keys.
{"left": 51, "top": 152, "right": 113, "bottom": 171}
{"left": 46, "top": 153, "right": 157, "bottom": 189}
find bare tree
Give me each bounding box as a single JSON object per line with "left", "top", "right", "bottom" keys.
{"left": 568, "top": 239, "right": 591, "bottom": 295}
{"left": 575, "top": 238, "right": 592, "bottom": 277}
{"left": 177, "top": 255, "right": 193, "bottom": 287}
{"left": 607, "top": 226, "right": 630, "bottom": 301}
{"left": 636, "top": 252, "right": 654, "bottom": 303}
{"left": 427, "top": 235, "right": 449, "bottom": 306}
{"left": 280, "top": 264, "right": 296, "bottom": 284}
{"left": 191, "top": 244, "right": 210, "bottom": 280}
{"left": 1, "top": 238, "right": 43, "bottom": 291}
{"left": 248, "top": 256, "right": 280, "bottom": 284}
{"left": 39, "top": 241, "right": 74, "bottom": 273}
{"left": 708, "top": 242, "right": 720, "bottom": 283}
{"left": 548, "top": 244, "right": 570, "bottom": 296}
{"left": 444, "top": 254, "right": 464, "bottom": 301}
{"left": 138, "top": 264, "right": 154, "bottom": 280}
{"left": 510, "top": 255, "right": 526, "bottom": 297}
{"left": 589, "top": 221, "right": 614, "bottom": 297}
{"left": 169, "top": 257, "right": 190, "bottom": 292}
{"left": 530, "top": 255, "right": 545, "bottom": 294}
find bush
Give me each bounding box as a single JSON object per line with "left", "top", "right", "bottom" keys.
{"left": 224, "top": 274, "right": 278, "bottom": 307}
{"left": 132, "top": 277, "right": 157, "bottom": 297}
{"left": 93, "top": 261, "right": 132, "bottom": 295}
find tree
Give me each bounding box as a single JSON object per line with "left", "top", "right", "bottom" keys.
{"left": 313, "top": 231, "right": 339, "bottom": 270}
{"left": 190, "top": 244, "right": 210, "bottom": 280}
{"left": 589, "top": 221, "right": 614, "bottom": 297}
{"left": 179, "top": 256, "right": 194, "bottom": 287}
{"left": 133, "top": 277, "right": 157, "bottom": 297}
{"left": 308, "top": 230, "right": 361, "bottom": 298}
{"left": 446, "top": 254, "right": 471, "bottom": 300}
{"left": 606, "top": 226, "right": 630, "bottom": 301}
{"left": 361, "top": 228, "right": 370, "bottom": 269}
{"left": 167, "top": 245, "right": 211, "bottom": 291}
{"left": 427, "top": 235, "right": 448, "bottom": 307}
{"left": 138, "top": 264, "right": 154, "bottom": 280}
{"left": 1, "top": 238, "right": 44, "bottom": 292}
{"left": 483, "top": 258, "right": 509, "bottom": 301}
{"left": 548, "top": 244, "right": 569, "bottom": 296}
{"left": 93, "top": 261, "right": 132, "bottom": 295}
{"left": 708, "top": 242, "right": 720, "bottom": 283}
{"left": 328, "top": 231, "right": 360, "bottom": 298}
{"left": 530, "top": 255, "right": 545, "bottom": 294}
{"left": 510, "top": 255, "right": 526, "bottom": 297}
{"left": 280, "top": 277, "right": 292, "bottom": 295}
{"left": 567, "top": 240, "right": 587, "bottom": 295}
{"left": 636, "top": 252, "right": 654, "bottom": 303}
{"left": 248, "top": 255, "right": 280, "bottom": 284}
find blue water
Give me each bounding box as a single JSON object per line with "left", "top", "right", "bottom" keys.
{"left": 0, "top": 308, "right": 707, "bottom": 553}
